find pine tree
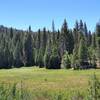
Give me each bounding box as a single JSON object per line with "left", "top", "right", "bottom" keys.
{"left": 61, "top": 51, "right": 71, "bottom": 69}
{"left": 79, "top": 20, "right": 84, "bottom": 32}
{"left": 96, "top": 37, "right": 100, "bottom": 67}
{"left": 68, "top": 29, "right": 74, "bottom": 53}
{"left": 23, "top": 32, "right": 33, "bottom": 66}
{"left": 29, "top": 26, "right": 31, "bottom": 33}
{"left": 60, "top": 19, "right": 72, "bottom": 55}
{"left": 96, "top": 21, "right": 100, "bottom": 67}
{"left": 96, "top": 22, "right": 100, "bottom": 37}
{"left": 41, "top": 27, "right": 47, "bottom": 51}
{"left": 83, "top": 22, "right": 88, "bottom": 37}
{"left": 46, "top": 41, "right": 60, "bottom": 69}
{"left": 10, "top": 27, "right": 13, "bottom": 39}
{"left": 75, "top": 20, "right": 79, "bottom": 31}
{"left": 92, "top": 33, "right": 96, "bottom": 48}
{"left": 44, "top": 38, "right": 52, "bottom": 68}
{"left": 78, "top": 36, "right": 88, "bottom": 68}
{"left": 36, "top": 29, "right": 41, "bottom": 49}
{"left": 71, "top": 47, "right": 79, "bottom": 69}
{"left": 13, "top": 41, "right": 23, "bottom": 67}
{"left": 52, "top": 20, "right": 55, "bottom": 33}
{"left": 48, "top": 50, "right": 61, "bottom": 69}
{"left": 52, "top": 20, "right": 56, "bottom": 43}
{"left": 88, "top": 31, "right": 92, "bottom": 46}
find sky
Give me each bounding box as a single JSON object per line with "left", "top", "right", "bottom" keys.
{"left": 0, "top": 0, "right": 100, "bottom": 32}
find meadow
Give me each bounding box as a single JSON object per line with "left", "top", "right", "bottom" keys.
{"left": 0, "top": 67, "right": 100, "bottom": 100}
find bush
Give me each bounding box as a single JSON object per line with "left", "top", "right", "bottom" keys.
{"left": 88, "top": 73, "right": 100, "bottom": 100}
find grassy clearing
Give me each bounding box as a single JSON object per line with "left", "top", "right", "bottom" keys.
{"left": 0, "top": 67, "right": 100, "bottom": 99}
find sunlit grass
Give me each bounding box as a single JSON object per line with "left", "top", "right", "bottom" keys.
{"left": 0, "top": 67, "right": 100, "bottom": 99}
{"left": 0, "top": 67, "right": 100, "bottom": 91}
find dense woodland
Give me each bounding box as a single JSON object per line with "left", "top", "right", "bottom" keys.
{"left": 0, "top": 19, "right": 100, "bottom": 69}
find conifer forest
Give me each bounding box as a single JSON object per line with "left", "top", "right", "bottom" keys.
{"left": 0, "top": 19, "right": 100, "bottom": 69}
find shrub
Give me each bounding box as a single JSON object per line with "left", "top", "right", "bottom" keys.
{"left": 88, "top": 73, "right": 100, "bottom": 100}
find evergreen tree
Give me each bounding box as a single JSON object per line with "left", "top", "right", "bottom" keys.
{"left": 10, "top": 27, "right": 13, "bottom": 39}
{"left": 68, "top": 29, "right": 74, "bottom": 53}
{"left": 13, "top": 41, "right": 23, "bottom": 67}
{"left": 52, "top": 20, "right": 55, "bottom": 33}
{"left": 23, "top": 32, "right": 33, "bottom": 66}
{"left": 61, "top": 51, "right": 71, "bottom": 69}
{"left": 75, "top": 20, "right": 79, "bottom": 31}
{"left": 96, "top": 22, "right": 100, "bottom": 37}
{"left": 79, "top": 20, "right": 84, "bottom": 32}
{"left": 36, "top": 29, "right": 41, "bottom": 49}
{"left": 52, "top": 20, "right": 56, "bottom": 43}
{"left": 71, "top": 48, "right": 79, "bottom": 69}
{"left": 29, "top": 26, "right": 31, "bottom": 33}
{"left": 41, "top": 27, "right": 47, "bottom": 51}
{"left": 46, "top": 42, "right": 60, "bottom": 69}
{"left": 83, "top": 22, "right": 88, "bottom": 37}
{"left": 60, "top": 19, "right": 72, "bottom": 55}
{"left": 88, "top": 31, "right": 92, "bottom": 46}
{"left": 96, "top": 22, "right": 100, "bottom": 67}
{"left": 92, "top": 33, "right": 96, "bottom": 48}
{"left": 96, "top": 37, "right": 100, "bottom": 67}
{"left": 44, "top": 39, "right": 52, "bottom": 68}
{"left": 78, "top": 37, "right": 88, "bottom": 68}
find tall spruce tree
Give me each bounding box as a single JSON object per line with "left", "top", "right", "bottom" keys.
{"left": 44, "top": 38, "right": 52, "bottom": 68}
{"left": 92, "top": 33, "right": 96, "bottom": 48}
{"left": 60, "top": 19, "right": 72, "bottom": 55}
{"left": 78, "top": 36, "right": 88, "bottom": 68}
{"left": 13, "top": 41, "right": 23, "bottom": 67}
{"left": 23, "top": 31, "right": 33, "bottom": 66}
{"left": 96, "top": 22, "right": 100, "bottom": 67}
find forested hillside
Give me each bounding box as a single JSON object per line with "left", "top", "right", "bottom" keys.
{"left": 0, "top": 19, "right": 100, "bottom": 69}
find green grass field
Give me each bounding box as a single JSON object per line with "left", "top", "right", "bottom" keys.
{"left": 0, "top": 67, "right": 100, "bottom": 99}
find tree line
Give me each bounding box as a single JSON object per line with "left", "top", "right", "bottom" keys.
{"left": 0, "top": 19, "right": 100, "bottom": 69}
